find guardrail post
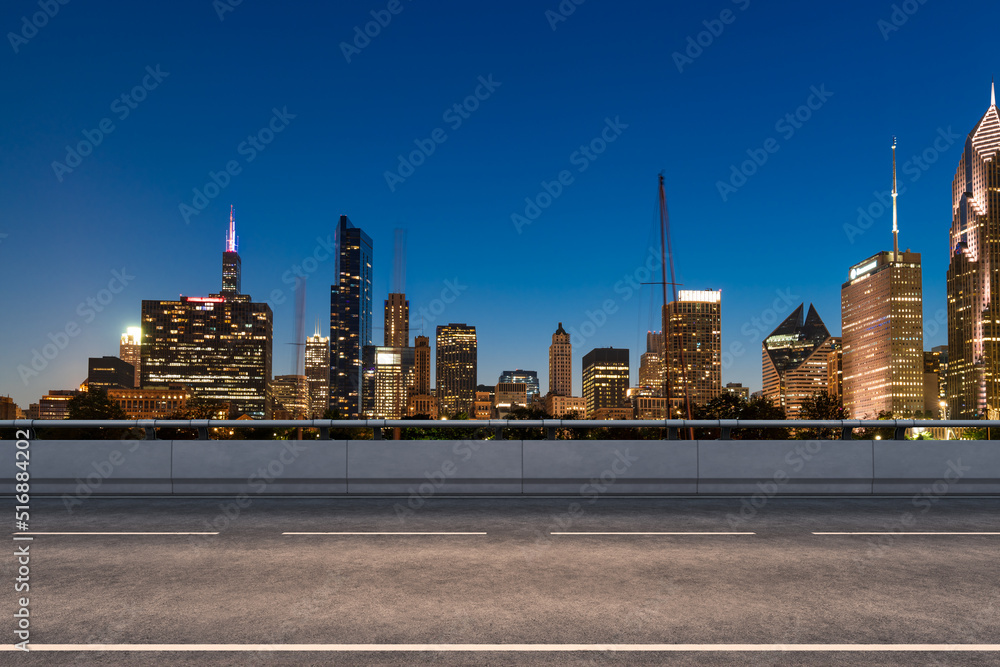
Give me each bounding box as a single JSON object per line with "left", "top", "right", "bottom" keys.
{"left": 840, "top": 426, "right": 852, "bottom": 440}
{"left": 320, "top": 426, "right": 330, "bottom": 440}
{"left": 720, "top": 426, "right": 731, "bottom": 440}
{"left": 144, "top": 427, "right": 157, "bottom": 440}
{"left": 197, "top": 427, "right": 209, "bottom": 440}
{"left": 373, "top": 427, "right": 383, "bottom": 440}
{"left": 546, "top": 427, "right": 556, "bottom": 440}
{"left": 494, "top": 426, "right": 504, "bottom": 440}
{"left": 667, "top": 427, "right": 678, "bottom": 440}
{"left": 894, "top": 426, "right": 907, "bottom": 440}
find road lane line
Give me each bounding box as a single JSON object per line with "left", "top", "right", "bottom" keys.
{"left": 4, "top": 644, "right": 998, "bottom": 652}
{"left": 282, "top": 532, "right": 487, "bottom": 535}
{"left": 551, "top": 532, "right": 755, "bottom": 535}
{"left": 813, "top": 532, "right": 1000, "bottom": 536}
{"left": 13, "top": 532, "right": 218, "bottom": 535}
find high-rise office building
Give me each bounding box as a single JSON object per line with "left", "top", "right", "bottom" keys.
{"left": 582, "top": 347, "right": 630, "bottom": 418}
{"left": 932, "top": 344, "right": 948, "bottom": 417}
{"left": 923, "top": 351, "right": 943, "bottom": 418}
{"left": 498, "top": 370, "right": 540, "bottom": 403}
{"left": 141, "top": 213, "right": 273, "bottom": 419}
{"left": 406, "top": 335, "right": 438, "bottom": 417}
{"left": 761, "top": 304, "right": 837, "bottom": 418}
{"left": 271, "top": 375, "right": 310, "bottom": 419}
{"left": 947, "top": 84, "right": 1000, "bottom": 418}
{"left": 662, "top": 290, "right": 722, "bottom": 416}
{"left": 330, "top": 215, "right": 373, "bottom": 418}
{"left": 384, "top": 293, "right": 409, "bottom": 348}
{"left": 87, "top": 356, "right": 135, "bottom": 391}
{"left": 436, "top": 323, "right": 477, "bottom": 416}
{"left": 638, "top": 331, "right": 663, "bottom": 394}
{"left": 842, "top": 253, "right": 923, "bottom": 418}
{"left": 304, "top": 332, "right": 330, "bottom": 418}
{"left": 841, "top": 139, "right": 924, "bottom": 419}
{"left": 548, "top": 323, "right": 572, "bottom": 397}
{"left": 119, "top": 326, "right": 142, "bottom": 388}
{"left": 362, "top": 346, "right": 415, "bottom": 419}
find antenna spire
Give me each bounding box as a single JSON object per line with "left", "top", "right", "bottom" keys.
{"left": 226, "top": 205, "right": 238, "bottom": 253}
{"left": 891, "top": 137, "right": 899, "bottom": 260}
{"left": 992, "top": 78, "right": 996, "bottom": 107}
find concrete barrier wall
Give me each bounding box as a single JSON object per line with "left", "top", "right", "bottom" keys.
{"left": 347, "top": 440, "right": 521, "bottom": 494}
{"left": 873, "top": 441, "right": 1000, "bottom": 494}
{"left": 698, "top": 440, "right": 874, "bottom": 494}
{"left": 523, "top": 440, "right": 697, "bottom": 494}
{"left": 7, "top": 438, "right": 1000, "bottom": 495}
{"left": 172, "top": 440, "right": 347, "bottom": 494}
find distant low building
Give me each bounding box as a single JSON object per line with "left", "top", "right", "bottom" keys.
{"left": 108, "top": 386, "right": 191, "bottom": 419}
{"left": 723, "top": 382, "right": 750, "bottom": 400}
{"left": 0, "top": 395, "right": 18, "bottom": 420}
{"left": 545, "top": 394, "right": 586, "bottom": 418}
{"left": 39, "top": 390, "right": 82, "bottom": 420}
{"left": 88, "top": 356, "right": 135, "bottom": 391}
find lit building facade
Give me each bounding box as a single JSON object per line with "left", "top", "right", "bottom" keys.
{"left": 582, "top": 347, "right": 629, "bottom": 418}
{"left": 140, "top": 214, "right": 272, "bottom": 419}
{"left": 108, "top": 386, "right": 190, "bottom": 419}
{"left": 304, "top": 333, "right": 330, "bottom": 418}
{"left": 947, "top": 85, "right": 1000, "bottom": 418}
{"left": 330, "top": 215, "right": 373, "bottom": 419}
{"left": 548, "top": 322, "right": 572, "bottom": 397}
{"left": 638, "top": 331, "right": 663, "bottom": 395}
{"left": 407, "top": 335, "right": 438, "bottom": 417}
{"left": 362, "top": 346, "right": 415, "bottom": 419}
{"left": 842, "top": 252, "right": 924, "bottom": 418}
{"left": 436, "top": 323, "right": 477, "bottom": 416}
{"left": 498, "top": 370, "right": 540, "bottom": 403}
{"left": 39, "top": 390, "right": 82, "bottom": 419}
{"left": 662, "top": 290, "right": 722, "bottom": 416}
{"left": 272, "top": 375, "right": 309, "bottom": 419}
{"left": 494, "top": 382, "right": 528, "bottom": 415}
{"left": 545, "top": 394, "right": 586, "bottom": 417}
{"left": 723, "top": 382, "right": 750, "bottom": 400}
{"left": 827, "top": 339, "right": 843, "bottom": 401}
{"left": 761, "top": 304, "right": 836, "bottom": 418}
{"left": 384, "top": 293, "right": 409, "bottom": 348}
{"left": 119, "top": 326, "right": 142, "bottom": 388}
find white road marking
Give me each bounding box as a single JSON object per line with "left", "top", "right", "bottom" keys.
{"left": 13, "top": 532, "right": 218, "bottom": 535}
{"left": 4, "top": 644, "right": 998, "bottom": 652}
{"left": 551, "top": 532, "right": 754, "bottom": 535}
{"left": 282, "top": 532, "right": 487, "bottom": 535}
{"left": 813, "top": 532, "right": 1000, "bottom": 536}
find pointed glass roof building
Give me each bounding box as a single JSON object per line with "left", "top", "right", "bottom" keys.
{"left": 761, "top": 304, "right": 838, "bottom": 418}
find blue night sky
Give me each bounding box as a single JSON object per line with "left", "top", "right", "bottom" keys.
{"left": 2, "top": 0, "right": 998, "bottom": 408}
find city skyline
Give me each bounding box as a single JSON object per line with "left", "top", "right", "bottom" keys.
{"left": 4, "top": 1, "right": 999, "bottom": 410}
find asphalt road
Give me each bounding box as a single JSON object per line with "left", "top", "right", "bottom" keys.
{"left": 3, "top": 497, "right": 999, "bottom": 666}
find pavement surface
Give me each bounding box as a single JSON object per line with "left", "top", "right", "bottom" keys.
{"left": 2, "top": 497, "right": 999, "bottom": 666}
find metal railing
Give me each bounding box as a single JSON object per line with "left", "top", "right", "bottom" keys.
{"left": 1, "top": 419, "right": 994, "bottom": 441}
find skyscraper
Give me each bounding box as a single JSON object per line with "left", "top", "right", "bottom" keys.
{"left": 842, "top": 140, "right": 924, "bottom": 419}
{"left": 141, "top": 213, "right": 273, "bottom": 418}
{"left": 947, "top": 84, "right": 1000, "bottom": 418}
{"left": 406, "top": 335, "right": 438, "bottom": 418}
{"left": 582, "top": 347, "right": 629, "bottom": 418}
{"left": 662, "top": 290, "right": 722, "bottom": 416}
{"left": 221, "top": 205, "right": 241, "bottom": 296}
{"left": 761, "top": 304, "right": 836, "bottom": 418}
{"left": 436, "top": 323, "right": 477, "bottom": 416}
{"left": 271, "top": 374, "right": 309, "bottom": 419}
{"left": 330, "top": 215, "right": 373, "bottom": 418}
{"left": 638, "top": 331, "right": 663, "bottom": 395}
{"left": 548, "top": 323, "right": 572, "bottom": 397}
{"left": 119, "top": 326, "right": 141, "bottom": 388}
{"left": 384, "top": 293, "right": 409, "bottom": 347}
{"left": 361, "top": 345, "right": 415, "bottom": 419}
{"left": 304, "top": 331, "right": 330, "bottom": 418}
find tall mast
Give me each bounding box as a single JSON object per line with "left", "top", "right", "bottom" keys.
{"left": 226, "top": 205, "right": 238, "bottom": 253}
{"left": 891, "top": 138, "right": 899, "bottom": 260}
{"left": 658, "top": 175, "right": 693, "bottom": 432}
